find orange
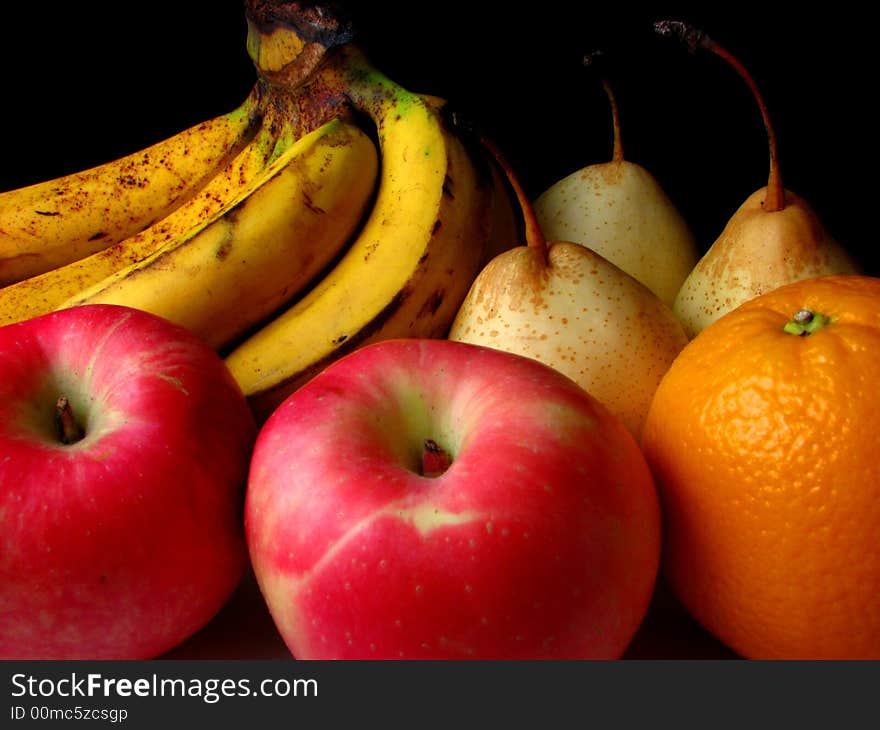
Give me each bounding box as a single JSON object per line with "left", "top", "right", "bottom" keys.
{"left": 641, "top": 274, "right": 880, "bottom": 659}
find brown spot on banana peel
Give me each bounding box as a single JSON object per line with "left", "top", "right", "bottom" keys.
{"left": 117, "top": 174, "right": 149, "bottom": 189}
{"left": 442, "top": 175, "right": 455, "bottom": 199}
{"left": 417, "top": 289, "right": 446, "bottom": 319}
{"left": 301, "top": 190, "right": 326, "bottom": 215}
{"left": 215, "top": 228, "right": 235, "bottom": 261}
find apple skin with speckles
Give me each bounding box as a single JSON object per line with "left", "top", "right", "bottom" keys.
{"left": 0, "top": 304, "right": 256, "bottom": 659}
{"left": 245, "top": 338, "right": 661, "bottom": 659}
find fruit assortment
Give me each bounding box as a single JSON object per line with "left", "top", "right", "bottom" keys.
{"left": 0, "top": 3, "right": 876, "bottom": 660}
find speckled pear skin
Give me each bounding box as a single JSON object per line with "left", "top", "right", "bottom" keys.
{"left": 673, "top": 187, "right": 860, "bottom": 339}
{"left": 533, "top": 160, "right": 699, "bottom": 308}
{"left": 448, "top": 242, "right": 689, "bottom": 439}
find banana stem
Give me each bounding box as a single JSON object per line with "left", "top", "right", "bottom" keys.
{"left": 479, "top": 135, "right": 549, "bottom": 262}
{"left": 245, "top": 0, "right": 354, "bottom": 87}
{"left": 655, "top": 20, "right": 784, "bottom": 212}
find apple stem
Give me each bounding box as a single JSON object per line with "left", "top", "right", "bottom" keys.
{"left": 421, "top": 438, "right": 451, "bottom": 477}
{"left": 654, "top": 19, "right": 784, "bottom": 212}
{"left": 584, "top": 52, "right": 624, "bottom": 163}
{"left": 55, "top": 396, "right": 84, "bottom": 445}
{"left": 479, "top": 135, "right": 549, "bottom": 262}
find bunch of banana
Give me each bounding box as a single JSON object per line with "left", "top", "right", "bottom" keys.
{"left": 0, "top": 9, "right": 376, "bottom": 331}
{"left": 61, "top": 113, "right": 379, "bottom": 351}
{"left": 0, "top": 86, "right": 263, "bottom": 286}
{"left": 0, "top": 0, "right": 516, "bottom": 421}
{"left": 0, "top": 89, "right": 296, "bottom": 327}
{"left": 223, "top": 4, "right": 510, "bottom": 419}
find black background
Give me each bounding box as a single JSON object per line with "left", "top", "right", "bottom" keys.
{"left": 1, "top": 2, "right": 874, "bottom": 273}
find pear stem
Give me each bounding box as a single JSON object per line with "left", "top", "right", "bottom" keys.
{"left": 603, "top": 78, "right": 625, "bottom": 163}
{"left": 654, "top": 20, "right": 784, "bottom": 212}
{"left": 55, "top": 396, "right": 84, "bottom": 445}
{"left": 479, "top": 135, "right": 549, "bottom": 262}
{"left": 584, "top": 52, "right": 624, "bottom": 162}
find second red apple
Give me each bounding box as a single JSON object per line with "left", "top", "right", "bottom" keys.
{"left": 246, "top": 338, "right": 662, "bottom": 659}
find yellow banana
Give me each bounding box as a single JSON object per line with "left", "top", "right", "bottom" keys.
{"left": 224, "top": 46, "right": 494, "bottom": 420}
{"left": 0, "top": 86, "right": 264, "bottom": 285}
{"left": 0, "top": 92, "right": 300, "bottom": 329}
{"left": 61, "top": 114, "right": 379, "bottom": 351}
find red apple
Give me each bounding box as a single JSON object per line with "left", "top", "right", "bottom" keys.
{"left": 0, "top": 304, "right": 256, "bottom": 659}
{"left": 246, "top": 338, "right": 661, "bottom": 659}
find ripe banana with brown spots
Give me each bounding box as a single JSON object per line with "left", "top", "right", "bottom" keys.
{"left": 224, "top": 42, "right": 496, "bottom": 420}
{"left": 0, "top": 93, "right": 311, "bottom": 329}
{"left": 59, "top": 114, "right": 378, "bottom": 351}
{"left": 0, "top": 86, "right": 264, "bottom": 286}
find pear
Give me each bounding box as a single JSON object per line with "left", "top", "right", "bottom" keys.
{"left": 656, "top": 20, "right": 860, "bottom": 338}
{"left": 449, "top": 138, "right": 688, "bottom": 440}
{"left": 533, "top": 54, "right": 699, "bottom": 308}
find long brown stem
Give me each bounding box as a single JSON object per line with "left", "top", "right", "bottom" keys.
{"left": 584, "top": 52, "right": 624, "bottom": 162}
{"left": 655, "top": 19, "right": 784, "bottom": 212}
{"left": 479, "top": 135, "right": 549, "bottom": 262}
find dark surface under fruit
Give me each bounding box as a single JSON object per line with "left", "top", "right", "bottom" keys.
{"left": 163, "top": 570, "right": 738, "bottom": 660}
